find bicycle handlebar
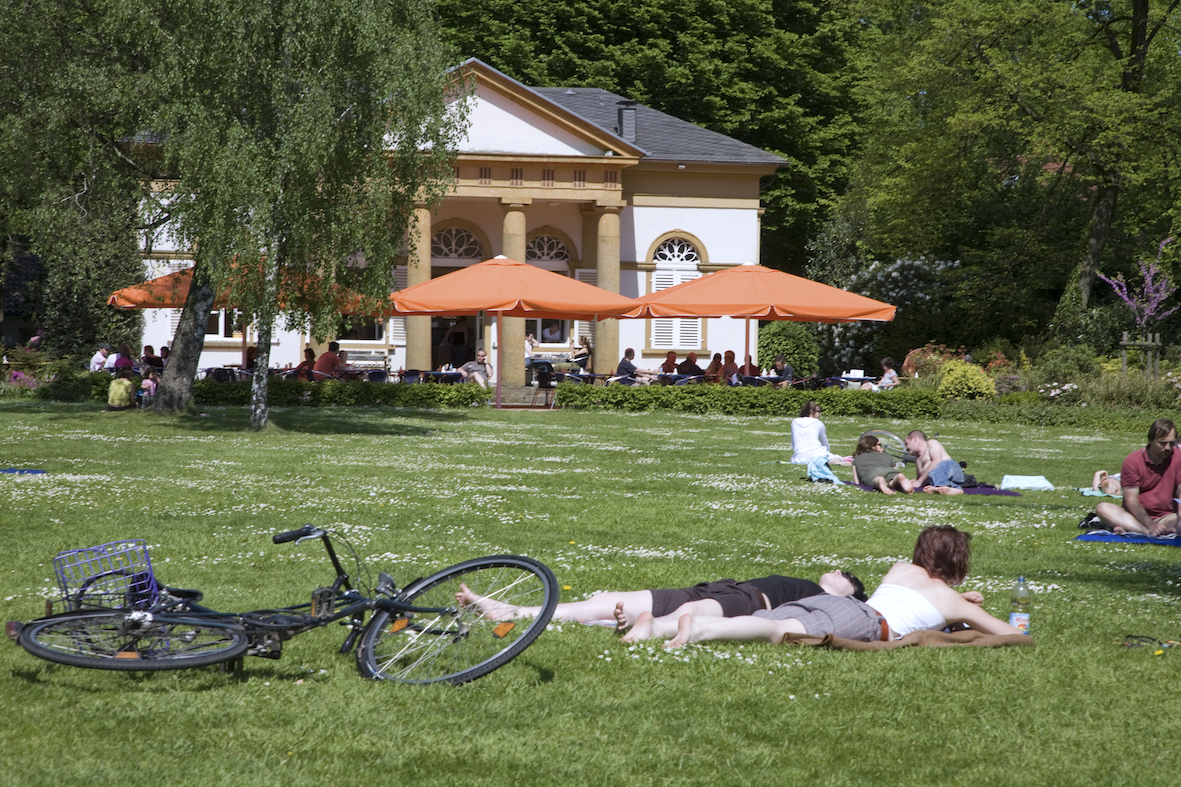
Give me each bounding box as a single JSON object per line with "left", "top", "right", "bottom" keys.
{"left": 273, "top": 525, "right": 323, "bottom": 544}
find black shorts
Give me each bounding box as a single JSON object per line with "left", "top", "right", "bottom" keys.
{"left": 650, "top": 579, "right": 767, "bottom": 618}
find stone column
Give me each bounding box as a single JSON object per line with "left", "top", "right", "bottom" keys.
{"left": 594, "top": 207, "right": 621, "bottom": 375}
{"left": 405, "top": 206, "right": 432, "bottom": 371}
{"left": 499, "top": 202, "right": 527, "bottom": 386}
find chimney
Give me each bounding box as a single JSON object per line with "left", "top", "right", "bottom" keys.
{"left": 617, "top": 101, "right": 638, "bottom": 142}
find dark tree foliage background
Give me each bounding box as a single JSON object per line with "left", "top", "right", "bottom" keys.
{"left": 437, "top": 0, "right": 862, "bottom": 273}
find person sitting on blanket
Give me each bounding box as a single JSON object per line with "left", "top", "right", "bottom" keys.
{"left": 456, "top": 569, "right": 867, "bottom": 631}
{"left": 1091, "top": 470, "right": 1121, "bottom": 496}
{"left": 1095, "top": 418, "right": 1180, "bottom": 536}
{"left": 905, "top": 430, "right": 966, "bottom": 495}
{"left": 629, "top": 526, "right": 1022, "bottom": 648}
{"left": 852, "top": 434, "right": 914, "bottom": 494}
{"left": 791, "top": 401, "right": 847, "bottom": 465}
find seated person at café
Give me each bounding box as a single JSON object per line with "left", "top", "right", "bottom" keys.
{"left": 113, "top": 343, "right": 135, "bottom": 372}
{"left": 459, "top": 349, "right": 493, "bottom": 388}
{"left": 877, "top": 357, "right": 900, "bottom": 390}
{"left": 1095, "top": 418, "right": 1180, "bottom": 535}
{"left": 90, "top": 344, "right": 110, "bottom": 372}
{"left": 571, "top": 336, "right": 592, "bottom": 370}
{"left": 105, "top": 368, "right": 135, "bottom": 412}
{"left": 738, "top": 354, "right": 760, "bottom": 377}
{"left": 616, "top": 348, "right": 658, "bottom": 385}
{"left": 703, "top": 353, "right": 724, "bottom": 383}
{"left": 659, "top": 351, "right": 678, "bottom": 374}
{"left": 292, "top": 347, "right": 316, "bottom": 380}
{"left": 141, "top": 345, "right": 163, "bottom": 371}
{"left": 313, "top": 342, "right": 348, "bottom": 379}
{"left": 720, "top": 350, "right": 740, "bottom": 383}
{"left": 676, "top": 352, "right": 704, "bottom": 376}
{"left": 542, "top": 321, "right": 563, "bottom": 343}
{"left": 769, "top": 355, "right": 793, "bottom": 387}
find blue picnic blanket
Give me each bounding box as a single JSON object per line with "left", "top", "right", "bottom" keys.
{"left": 1075, "top": 531, "right": 1181, "bottom": 546}
{"left": 2, "top": 468, "right": 46, "bottom": 475}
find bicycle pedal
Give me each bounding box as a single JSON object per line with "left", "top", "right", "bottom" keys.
{"left": 311, "top": 587, "right": 335, "bottom": 619}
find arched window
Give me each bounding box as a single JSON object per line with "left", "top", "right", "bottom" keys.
{"left": 653, "top": 237, "right": 700, "bottom": 265}
{"left": 431, "top": 227, "right": 483, "bottom": 259}
{"left": 525, "top": 235, "right": 569, "bottom": 261}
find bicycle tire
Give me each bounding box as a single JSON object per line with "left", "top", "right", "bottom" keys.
{"left": 357, "top": 555, "right": 558, "bottom": 686}
{"left": 860, "top": 429, "right": 914, "bottom": 464}
{"left": 18, "top": 611, "right": 249, "bottom": 671}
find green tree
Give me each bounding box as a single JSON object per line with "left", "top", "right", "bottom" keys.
{"left": 136, "top": 0, "right": 467, "bottom": 425}
{"left": 0, "top": 0, "right": 149, "bottom": 358}
{"left": 847, "top": 0, "right": 1181, "bottom": 343}
{"left": 437, "top": 0, "right": 862, "bottom": 271}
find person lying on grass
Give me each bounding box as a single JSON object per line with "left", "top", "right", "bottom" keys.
{"left": 457, "top": 569, "right": 867, "bottom": 630}
{"left": 852, "top": 434, "right": 914, "bottom": 494}
{"left": 623, "top": 525, "right": 1022, "bottom": 648}
{"left": 1095, "top": 418, "right": 1180, "bottom": 536}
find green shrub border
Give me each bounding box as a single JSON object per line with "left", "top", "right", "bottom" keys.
{"left": 189, "top": 378, "right": 490, "bottom": 408}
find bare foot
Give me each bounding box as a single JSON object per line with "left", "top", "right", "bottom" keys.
{"left": 613, "top": 601, "right": 636, "bottom": 633}
{"left": 620, "top": 611, "right": 656, "bottom": 643}
{"left": 664, "top": 613, "right": 698, "bottom": 649}
{"left": 455, "top": 582, "right": 520, "bottom": 620}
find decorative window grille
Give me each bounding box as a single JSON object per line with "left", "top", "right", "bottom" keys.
{"left": 389, "top": 267, "right": 408, "bottom": 345}
{"left": 573, "top": 170, "right": 586, "bottom": 188}
{"left": 478, "top": 167, "right": 492, "bottom": 185}
{"left": 431, "top": 227, "right": 483, "bottom": 259}
{"left": 604, "top": 170, "right": 618, "bottom": 188}
{"left": 653, "top": 237, "right": 700, "bottom": 265}
{"left": 525, "top": 235, "right": 569, "bottom": 262}
{"left": 510, "top": 168, "right": 523, "bottom": 186}
{"left": 542, "top": 169, "right": 555, "bottom": 187}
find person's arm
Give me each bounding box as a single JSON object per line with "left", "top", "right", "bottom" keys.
{"left": 817, "top": 421, "right": 830, "bottom": 451}
{"left": 1121, "top": 487, "right": 1155, "bottom": 532}
{"left": 913, "top": 450, "right": 932, "bottom": 486}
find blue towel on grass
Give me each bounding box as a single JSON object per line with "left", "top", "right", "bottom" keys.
{"left": 2, "top": 468, "right": 46, "bottom": 475}
{"left": 1075, "top": 531, "right": 1180, "bottom": 546}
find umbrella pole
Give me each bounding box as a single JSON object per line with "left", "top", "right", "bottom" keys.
{"left": 495, "top": 313, "right": 502, "bottom": 409}
{"left": 744, "top": 317, "right": 751, "bottom": 372}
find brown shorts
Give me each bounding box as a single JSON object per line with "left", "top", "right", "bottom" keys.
{"left": 650, "top": 580, "right": 767, "bottom": 618}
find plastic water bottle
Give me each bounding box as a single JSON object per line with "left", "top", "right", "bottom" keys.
{"left": 1009, "top": 576, "right": 1031, "bottom": 634}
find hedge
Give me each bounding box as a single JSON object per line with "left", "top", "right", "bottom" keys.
{"left": 554, "top": 383, "right": 943, "bottom": 418}
{"left": 190, "top": 378, "right": 490, "bottom": 408}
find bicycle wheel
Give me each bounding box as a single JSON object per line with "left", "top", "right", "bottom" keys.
{"left": 357, "top": 555, "right": 558, "bottom": 685}
{"left": 18, "top": 611, "right": 249, "bottom": 671}
{"left": 860, "top": 429, "right": 913, "bottom": 464}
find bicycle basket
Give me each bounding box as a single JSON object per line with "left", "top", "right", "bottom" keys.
{"left": 53, "top": 540, "right": 160, "bottom": 612}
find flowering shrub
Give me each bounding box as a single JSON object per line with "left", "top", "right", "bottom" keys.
{"left": 817, "top": 257, "right": 959, "bottom": 373}
{"left": 1036, "top": 381, "right": 1082, "bottom": 405}
{"left": 0, "top": 369, "right": 39, "bottom": 399}
{"left": 903, "top": 341, "right": 967, "bottom": 380}
{"left": 936, "top": 360, "right": 996, "bottom": 400}
{"left": 1097, "top": 238, "right": 1178, "bottom": 333}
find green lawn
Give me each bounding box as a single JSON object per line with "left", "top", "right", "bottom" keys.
{"left": 1, "top": 402, "right": 1179, "bottom": 786}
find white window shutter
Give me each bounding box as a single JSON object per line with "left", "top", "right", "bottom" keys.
{"left": 573, "top": 269, "right": 597, "bottom": 344}
{"left": 650, "top": 271, "right": 701, "bottom": 350}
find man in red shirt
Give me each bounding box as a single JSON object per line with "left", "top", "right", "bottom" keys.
{"left": 312, "top": 342, "right": 347, "bottom": 379}
{"left": 1096, "top": 418, "right": 1180, "bottom": 535}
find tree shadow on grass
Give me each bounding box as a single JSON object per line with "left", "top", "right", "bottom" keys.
{"left": 1067, "top": 547, "right": 1181, "bottom": 600}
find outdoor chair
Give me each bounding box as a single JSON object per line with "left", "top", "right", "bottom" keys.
{"left": 531, "top": 368, "right": 558, "bottom": 408}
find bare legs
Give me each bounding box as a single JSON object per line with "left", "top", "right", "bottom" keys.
{"left": 456, "top": 584, "right": 653, "bottom": 622}
{"left": 1095, "top": 502, "right": 1178, "bottom": 535}
{"left": 663, "top": 614, "right": 807, "bottom": 649}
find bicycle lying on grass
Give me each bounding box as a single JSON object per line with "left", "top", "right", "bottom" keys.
{"left": 6, "top": 525, "right": 558, "bottom": 685}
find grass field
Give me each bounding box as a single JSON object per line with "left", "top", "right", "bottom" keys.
{"left": 2, "top": 402, "right": 1180, "bottom": 786}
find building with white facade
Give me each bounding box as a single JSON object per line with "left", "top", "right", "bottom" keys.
{"left": 139, "top": 59, "right": 785, "bottom": 383}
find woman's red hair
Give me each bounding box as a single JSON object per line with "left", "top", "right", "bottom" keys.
{"left": 912, "top": 525, "right": 972, "bottom": 586}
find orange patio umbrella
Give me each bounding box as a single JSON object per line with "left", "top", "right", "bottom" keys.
{"left": 622, "top": 263, "right": 896, "bottom": 322}
{"left": 621, "top": 264, "right": 895, "bottom": 376}
{"left": 387, "top": 256, "right": 637, "bottom": 406}
{"left": 109, "top": 267, "right": 383, "bottom": 367}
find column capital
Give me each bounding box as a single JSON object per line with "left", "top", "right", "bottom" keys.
{"left": 580, "top": 203, "right": 622, "bottom": 216}
{"left": 499, "top": 197, "right": 532, "bottom": 208}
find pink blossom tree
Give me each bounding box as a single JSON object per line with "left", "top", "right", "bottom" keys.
{"left": 1097, "top": 239, "right": 1178, "bottom": 333}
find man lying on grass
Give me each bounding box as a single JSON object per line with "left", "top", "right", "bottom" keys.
{"left": 457, "top": 569, "right": 867, "bottom": 629}
{"left": 621, "top": 526, "right": 1023, "bottom": 648}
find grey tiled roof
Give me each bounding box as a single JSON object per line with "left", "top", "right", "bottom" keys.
{"left": 533, "top": 87, "right": 785, "bottom": 166}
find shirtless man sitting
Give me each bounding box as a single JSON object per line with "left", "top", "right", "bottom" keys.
{"left": 456, "top": 570, "right": 866, "bottom": 633}
{"left": 1095, "top": 418, "right": 1180, "bottom": 535}
{"left": 905, "top": 430, "right": 965, "bottom": 495}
